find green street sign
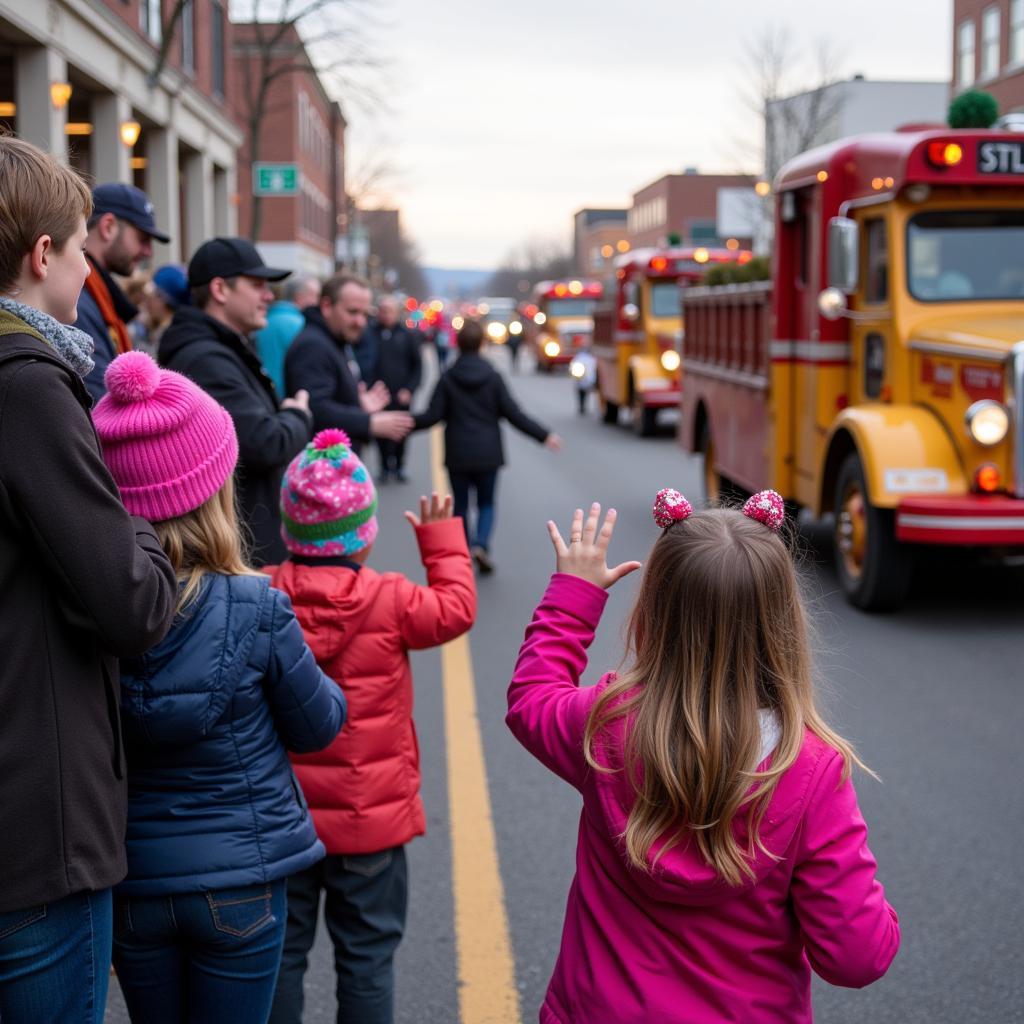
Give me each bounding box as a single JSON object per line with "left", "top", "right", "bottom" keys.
{"left": 253, "top": 163, "right": 300, "bottom": 196}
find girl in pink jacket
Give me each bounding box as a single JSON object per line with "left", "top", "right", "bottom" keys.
{"left": 506, "top": 490, "right": 899, "bottom": 1024}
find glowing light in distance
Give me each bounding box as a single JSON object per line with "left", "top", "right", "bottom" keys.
{"left": 534, "top": 311, "right": 547, "bottom": 325}
{"left": 660, "top": 350, "right": 681, "bottom": 372}
{"left": 543, "top": 340, "right": 560, "bottom": 357}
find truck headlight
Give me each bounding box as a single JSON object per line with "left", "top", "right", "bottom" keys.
{"left": 966, "top": 400, "right": 1009, "bottom": 446}
{"left": 509, "top": 320, "right": 523, "bottom": 336}
{"left": 660, "top": 350, "right": 681, "bottom": 372}
{"left": 543, "top": 340, "right": 561, "bottom": 358}
{"left": 487, "top": 322, "right": 507, "bottom": 342}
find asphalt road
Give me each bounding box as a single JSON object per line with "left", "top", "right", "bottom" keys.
{"left": 107, "top": 348, "right": 1024, "bottom": 1023}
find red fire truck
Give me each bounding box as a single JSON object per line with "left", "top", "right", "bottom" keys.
{"left": 592, "top": 246, "right": 752, "bottom": 435}
{"left": 680, "top": 128, "right": 1024, "bottom": 609}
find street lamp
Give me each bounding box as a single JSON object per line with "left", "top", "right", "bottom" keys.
{"left": 50, "top": 82, "right": 72, "bottom": 109}
{"left": 119, "top": 120, "right": 141, "bottom": 147}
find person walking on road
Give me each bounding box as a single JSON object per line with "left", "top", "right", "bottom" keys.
{"left": 414, "top": 318, "right": 561, "bottom": 574}
{"left": 285, "top": 274, "right": 413, "bottom": 454}
{"left": 93, "top": 351, "right": 345, "bottom": 1024}
{"left": 256, "top": 275, "right": 321, "bottom": 397}
{"left": 267, "top": 430, "right": 476, "bottom": 1024}
{"left": 360, "top": 294, "right": 422, "bottom": 482}
{"left": 0, "top": 137, "right": 177, "bottom": 1024}
{"left": 507, "top": 493, "right": 900, "bottom": 1024}
{"left": 159, "top": 237, "right": 313, "bottom": 566}
{"left": 75, "top": 182, "right": 171, "bottom": 401}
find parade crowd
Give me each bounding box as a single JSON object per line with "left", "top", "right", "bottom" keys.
{"left": 0, "top": 136, "right": 899, "bottom": 1024}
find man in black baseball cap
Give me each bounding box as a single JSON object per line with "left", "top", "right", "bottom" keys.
{"left": 76, "top": 183, "right": 171, "bottom": 400}
{"left": 158, "top": 238, "right": 312, "bottom": 565}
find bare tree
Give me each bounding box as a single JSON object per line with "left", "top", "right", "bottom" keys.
{"left": 485, "top": 236, "right": 573, "bottom": 297}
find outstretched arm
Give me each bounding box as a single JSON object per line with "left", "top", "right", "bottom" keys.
{"left": 506, "top": 504, "right": 640, "bottom": 789}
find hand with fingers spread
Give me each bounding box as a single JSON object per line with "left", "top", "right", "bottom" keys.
{"left": 404, "top": 491, "right": 454, "bottom": 528}
{"left": 547, "top": 502, "right": 642, "bottom": 590}
{"left": 358, "top": 380, "right": 391, "bottom": 414}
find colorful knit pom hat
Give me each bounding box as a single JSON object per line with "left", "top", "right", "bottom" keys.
{"left": 93, "top": 351, "right": 238, "bottom": 521}
{"left": 280, "top": 429, "right": 378, "bottom": 557}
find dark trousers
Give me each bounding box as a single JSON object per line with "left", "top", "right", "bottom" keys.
{"left": 269, "top": 847, "right": 408, "bottom": 1024}
{"left": 449, "top": 469, "right": 498, "bottom": 551}
{"left": 377, "top": 436, "right": 408, "bottom": 475}
{"left": 0, "top": 888, "right": 112, "bottom": 1024}
{"left": 112, "top": 880, "right": 287, "bottom": 1024}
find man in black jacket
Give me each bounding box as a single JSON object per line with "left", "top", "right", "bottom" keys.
{"left": 159, "top": 238, "right": 313, "bottom": 565}
{"left": 414, "top": 318, "right": 561, "bottom": 573}
{"left": 285, "top": 274, "right": 412, "bottom": 455}
{"left": 359, "top": 294, "right": 423, "bottom": 482}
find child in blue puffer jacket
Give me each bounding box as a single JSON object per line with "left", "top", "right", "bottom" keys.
{"left": 93, "top": 351, "right": 346, "bottom": 1024}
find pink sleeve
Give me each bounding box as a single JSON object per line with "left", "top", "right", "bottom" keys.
{"left": 505, "top": 573, "right": 609, "bottom": 790}
{"left": 791, "top": 751, "right": 901, "bottom": 988}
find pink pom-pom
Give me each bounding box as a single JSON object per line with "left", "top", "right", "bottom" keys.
{"left": 313, "top": 428, "right": 351, "bottom": 450}
{"left": 742, "top": 489, "right": 785, "bottom": 531}
{"left": 104, "top": 351, "right": 161, "bottom": 403}
{"left": 653, "top": 487, "right": 693, "bottom": 529}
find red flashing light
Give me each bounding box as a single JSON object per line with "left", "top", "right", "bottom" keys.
{"left": 737, "top": 251, "right": 753, "bottom": 264}
{"left": 404, "top": 297, "right": 418, "bottom": 312}
{"left": 554, "top": 283, "right": 568, "bottom": 297}
{"left": 925, "top": 141, "right": 964, "bottom": 168}
{"left": 975, "top": 464, "right": 1001, "bottom": 493}
{"left": 650, "top": 256, "right": 669, "bottom": 272}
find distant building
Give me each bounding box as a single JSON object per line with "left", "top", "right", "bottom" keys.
{"left": 766, "top": 76, "right": 948, "bottom": 180}
{"left": 572, "top": 208, "right": 629, "bottom": 279}
{"left": 0, "top": 0, "right": 242, "bottom": 264}
{"left": 230, "top": 22, "right": 346, "bottom": 277}
{"left": 628, "top": 172, "right": 754, "bottom": 251}
{"left": 953, "top": 1, "right": 1024, "bottom": 112}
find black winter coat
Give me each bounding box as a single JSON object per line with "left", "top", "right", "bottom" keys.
{"left": 159, "top": 307, "right": 312, "bottom": 566}
{"left": 414, "top": 353, "right": 550, "bottom": 472}
{"left": 358, "top": 320, "right": 422, "bottom": 406}
{"left": 0, "top": 315, "right": 177, "bottom": 914}
{"left": 285, "top": 308, "right": 371, "bottom": 446}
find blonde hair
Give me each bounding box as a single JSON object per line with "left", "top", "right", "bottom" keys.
{"left": 0, "top": 134, "right": 92, "bottom": 293}
{"left": 583, "top": 507, "right": 867, "bottom": 886}
{"left": 153, "top": 478, "right": 260, "bottom": 613}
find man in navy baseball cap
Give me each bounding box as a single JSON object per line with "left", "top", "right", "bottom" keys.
{"left": 75, "top": 182, "right": 171, "bottom": 400}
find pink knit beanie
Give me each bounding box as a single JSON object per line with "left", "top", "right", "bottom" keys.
{"left": 93, "top": 351, "right": 238, "bottom": 522}
{"left": 280, "top": 428, "right": 378, "bottom": 557}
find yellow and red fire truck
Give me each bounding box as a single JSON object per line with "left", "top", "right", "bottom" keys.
{"left": 592, "top": 246, "right": 752, "bottom": 435}
{"left": 680, "top": 128, "right": 1024, "bottom": 609}
{"left": 528, "top": 279, "right": 603, "bottom": 371}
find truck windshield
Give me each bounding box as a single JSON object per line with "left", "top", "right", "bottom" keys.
{"left": 545, "top": 299, "right": 596, "bottom": 317}
{"left": 650, "top": 282, "right": 680, "bottom": 317}
{"left": 907, "top": 210, "right": 1024, "bottom": 301}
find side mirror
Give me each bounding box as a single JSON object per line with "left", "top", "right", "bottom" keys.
{"left": 622, "top": 303, "right": 640, "bottom": 322}
{"left": 827, "top": 217, "right": 859, "bottom": 293}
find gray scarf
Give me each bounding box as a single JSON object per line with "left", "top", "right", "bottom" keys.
{"left": 0, "top": 295, "right": 95, "bottom": 378}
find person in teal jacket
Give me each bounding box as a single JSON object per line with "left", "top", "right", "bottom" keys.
{"left": 256, "top": 275, "right": 321, "bottom": 395}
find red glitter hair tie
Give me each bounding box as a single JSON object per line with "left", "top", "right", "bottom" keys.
{"left": 742, "top": 490, "right": 785, "bottom": 531}
{"left": 652, "top": 488, "right": 693, "bottom": 529}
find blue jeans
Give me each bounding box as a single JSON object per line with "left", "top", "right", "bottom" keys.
{"left": 449, "top": 469, "right": 499, "bottom": 551}
{"left": 269, "top": 847, "right": 408, "bottom": 1024}
{"left": 0, "top": 888, "right": 113, "bottom": 1023}
{"left": 111, "top": 879, "right": 287, "bottom": 1024}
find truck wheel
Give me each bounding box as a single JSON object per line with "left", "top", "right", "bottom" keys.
{"left": 631, "top": 389, "right": 658, "bottom": 437}
{"left": 602, "top": 398, "right": 619, "bottom": 425}
{"left": 833, "top": 452, "right": 912, "bottom": 611}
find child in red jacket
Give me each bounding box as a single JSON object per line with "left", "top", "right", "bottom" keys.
{"left": 267, "top": 428, "right": 476, "bottom": 1024}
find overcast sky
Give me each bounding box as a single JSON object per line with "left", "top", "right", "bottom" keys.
{"left": 345, "top": 0, "right": 953, "bottom": 270}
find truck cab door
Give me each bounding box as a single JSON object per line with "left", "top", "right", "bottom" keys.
{"left": 850, "top": 214, "right": 893, "bottom": 406}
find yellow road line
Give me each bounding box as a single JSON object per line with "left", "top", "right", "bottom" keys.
{"left": 431, "top": 427, "right": 521, "bottom": 1024}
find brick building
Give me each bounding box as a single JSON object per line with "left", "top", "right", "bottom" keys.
{"left": 628, "top": 172, "right": 754, "bottom": 250}
{"left": 572, "top": 208, "right": 629, "bottom": 281}
{"left": 953, "top": 0, "right": 1024, "bottom": 111}
{"left": 0, "top": 0, "right": 242, "bottom": 264}
{"left": 231, "top": 22, "right": 346, "bottom": 278}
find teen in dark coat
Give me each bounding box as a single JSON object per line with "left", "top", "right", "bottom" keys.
{"left": 414, "top": 319, "right": 561, "bottom": 572}
{"left": 0, "top": 137, "right": 176, "bottom": 1023}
